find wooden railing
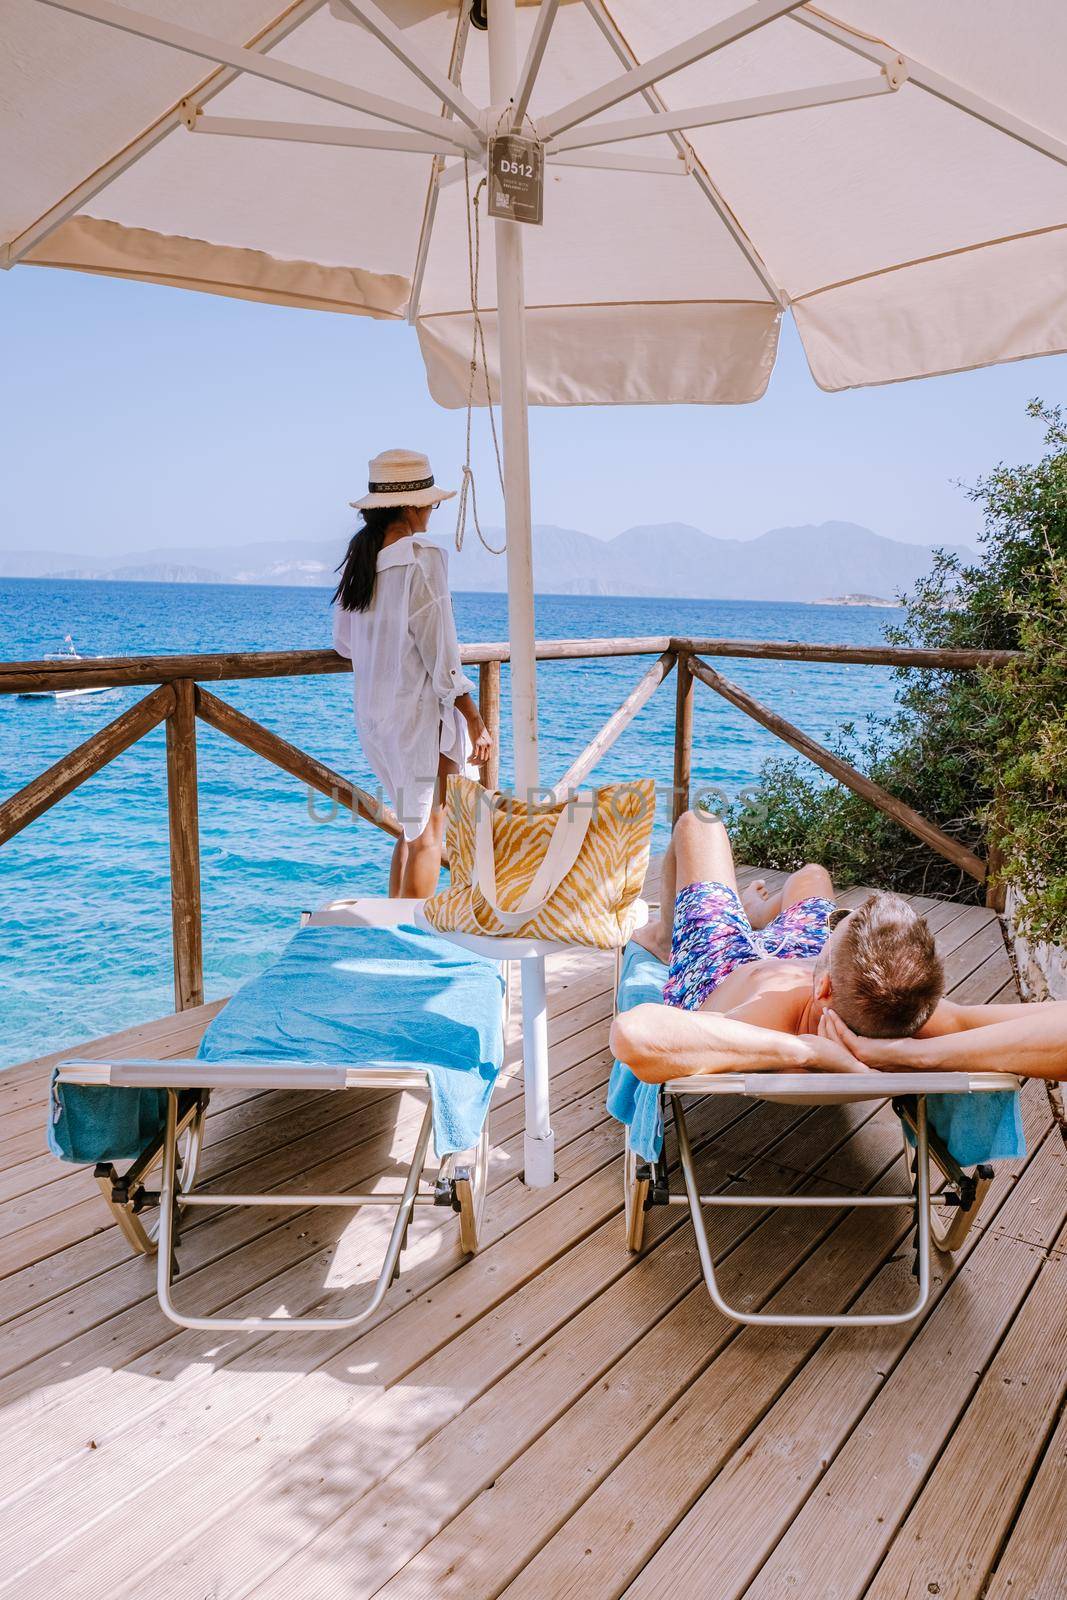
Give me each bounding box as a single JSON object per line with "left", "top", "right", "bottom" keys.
{"left": 0, "top": 634, "right": 1018, "bottom": 1013}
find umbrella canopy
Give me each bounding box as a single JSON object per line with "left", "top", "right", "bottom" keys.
{"left": 5, "top": 0, "right": 1067, "bottom": 401}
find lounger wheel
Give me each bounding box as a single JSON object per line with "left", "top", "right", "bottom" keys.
{"left": 623, "top": 1130, "right": 650, "bottom": 1254}
{"left": 930, "top": 1165, "right": 994, "bottom": 1254}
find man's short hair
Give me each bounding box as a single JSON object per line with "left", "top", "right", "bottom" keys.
{"left": 830, "top": 893, "right": 945, "bottom": 1038}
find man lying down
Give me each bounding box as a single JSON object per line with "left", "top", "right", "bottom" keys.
{"left": 610, "top": 809, "right": 1067, "bottom": 1084}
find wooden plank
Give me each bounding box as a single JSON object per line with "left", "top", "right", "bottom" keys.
{"left": 864, "top": 1243, "right": 1067, "bottom": 1600}
{"left": 983, "top": 1397, "right": 1067, "bottom": 1600}
{"left": 164, "top": 678, "right": 204, "bottom": 1010}
{"left": 730, "top": 1133, "right": 1067, "bottom": 1600}
{"left": 129, "top": 1107, "right": 860, "bottom": 1600}
{"left": 374, "top": 1136, "right": 914, "bottom": 1599}
{"left": 0, "top": 685, "right": 175, "bottom": 846}
{"left": 689, "top": 656, "right": 987, "bottom": 883}
{"left": 510, "top": 1088, "right": 1054, "bottom": 1600}
{"left": 0, "top": 1094, "right": 769, "bottom": 1592}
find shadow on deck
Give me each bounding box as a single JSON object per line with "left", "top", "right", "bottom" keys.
{"left": 0, "top": 868, "right": 1064, "bottom": 1600}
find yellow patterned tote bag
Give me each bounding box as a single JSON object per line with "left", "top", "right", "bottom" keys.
{"left": 423, "top": 775, "right": 656, "bottom": 949}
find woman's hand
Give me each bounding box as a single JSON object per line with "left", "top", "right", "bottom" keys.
{"left": 819, "top": 1009, "right": 914, "bottom": 1069}
{"left": 466, "top": 712, "right": 493, "bottom": 770}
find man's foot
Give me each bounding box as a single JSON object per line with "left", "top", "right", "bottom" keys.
{"left": 631, "top": 918, "right": 672, "bottom": 965}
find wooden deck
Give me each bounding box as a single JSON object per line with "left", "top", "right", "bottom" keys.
{"left": 1, "top": 869, "right": 1064, "bottom": 1600}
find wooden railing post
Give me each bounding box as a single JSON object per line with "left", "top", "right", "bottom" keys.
{"left": 479, "top": 659, "right": 501, "bottom": 791}
{"left": 165, "top": 678, "right": 203, "bottom": 1011}
{"left": 672, "top": 649, "right": 693, "bottom": 825}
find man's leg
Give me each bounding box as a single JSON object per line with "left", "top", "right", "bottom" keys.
{"left": 743, "top": 861, "right": 835, "bottom": 929}
{"left": 634, "top": 810, "right": 739, "bottom": 961}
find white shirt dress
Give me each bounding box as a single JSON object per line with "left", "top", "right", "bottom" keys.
{"left": 332, "top": 535, "right": 476, "bottom": 841}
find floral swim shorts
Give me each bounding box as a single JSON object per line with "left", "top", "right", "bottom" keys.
{"left": 662, "top": 880, "right": 836, "bottom": 1012}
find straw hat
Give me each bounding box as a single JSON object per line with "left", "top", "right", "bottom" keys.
{"left": 350, "top": 448, "right": 456, "bottom": 511}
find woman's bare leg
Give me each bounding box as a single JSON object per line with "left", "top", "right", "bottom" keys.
{"left": 398, "top": 754, "right": 458, "bottom": 900}
{"left": 633, "top": 810, "right": 739, "bottom": 962}
{"left": 388, "top": 836, "right": 409, "bottom": 899}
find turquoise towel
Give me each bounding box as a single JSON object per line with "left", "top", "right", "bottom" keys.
{"left": 198, "top": 924, "right": 504, "bottom": 1157}
{"left": 606, "top": 941, "right": 1024, "bottom": 1168}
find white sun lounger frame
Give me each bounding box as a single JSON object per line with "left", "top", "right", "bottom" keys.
{"left": 623, "top": 1070, "right": 1019, "bottom": 1329}
{"left": 55, "top": 1054, "right": 491, "bottom": 1334}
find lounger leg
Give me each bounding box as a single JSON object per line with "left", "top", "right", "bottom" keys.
{"left": 454, "top": 1119, "right": 491, "bottom": 1255}
{"left": 623, "top": 1126, "right": 650, "bottom": 1254}
{"left": 671, "top": 1094, "right": 933, "bottom": 1329}
{"left": 155, "top": 1097, "right": 436, "bottom": 1333}
{"left": 895, "top": 1096, "right": 994, "bottom": 1255}
{"left": 95, "top": 1090, "right": 207, "bottom": 1258}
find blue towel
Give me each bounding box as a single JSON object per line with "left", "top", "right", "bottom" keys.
{"left": 606, "top": 944, "right": 671, "bottom": 1163}
{"left": 197, "top": 924, "right": 504, "bottom": 1158}
{"left": 606, "top": 941, "right": 1024, "bottom": 1167}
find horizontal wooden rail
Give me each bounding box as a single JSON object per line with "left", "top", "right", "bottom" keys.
{"left": 0, "top": 636, "right": 675, "bottom": 694}
{"left": 673, "top": 638, "right": 1018, "bottom": 670}
{"left": 0, "top": 634, "right": 1016, "bottom": 694}
{"left": 688, "top": 656, "right": 987, "bottom": 883}
{"left": 550, "top": 651, "right": 675, "bottom": 800}
{"left": 194, "top": 687, "right": 402, "bottom": 838}
{"left": 0, "top": 685, "right": 175, "bottom": 846}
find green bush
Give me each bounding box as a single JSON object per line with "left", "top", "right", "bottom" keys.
{"left": 727, "top": 402, "right": 1067, "bottom": 940}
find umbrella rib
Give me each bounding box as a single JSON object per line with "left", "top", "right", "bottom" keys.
{"left": 580, "top": 0, "right": 786, "bottom": 308}
{"left": 541, "top": 0, "right": 807, "bottom": 141}
{"left": 408, "top": 3, "right": 474, "bottom": 325}
{"left": 2, "top": 0, "right": 330, "bottom": 268}
{"left": 794, "top": 7, "right": 1067, "bottom": 169}
{"left": 546, "top": 75, "right": 897, "bottom": 153}
{"left": 511, "top": 0, "right": 562, "bottom": 130}
{"left": 332, "top": 0, "right": 482, "bottom": 133}
{"left": 28, "top": 0, "right": 481, "bottom": 154}
{"left": 186, "top": 116, "right": 470, "bottom": 159}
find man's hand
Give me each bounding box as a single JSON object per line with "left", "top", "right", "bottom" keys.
{"left": 809, "top": 1021, "right": 872, "bottom": 1073}
{"left": 819, "top": 1009, "right": 911, "bottom": 1069}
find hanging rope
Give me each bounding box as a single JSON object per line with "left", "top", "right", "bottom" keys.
{"left": 455, "top": 156, "right": 507, "bottom": 556}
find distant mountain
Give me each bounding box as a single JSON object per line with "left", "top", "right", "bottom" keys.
{"left": 0, "top": 521, "right": 974, "bottom": 604}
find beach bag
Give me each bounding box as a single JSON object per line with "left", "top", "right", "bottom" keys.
{"left": 424, "top": 775, "right": 655, "bottom": 949}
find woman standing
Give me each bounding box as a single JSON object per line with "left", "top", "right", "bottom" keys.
{"left": 332, "top": 448, "right": 492, "bottom": 898}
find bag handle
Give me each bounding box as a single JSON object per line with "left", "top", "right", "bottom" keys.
{"left": 472, "top": 793, "right": 594, "bottom": 933}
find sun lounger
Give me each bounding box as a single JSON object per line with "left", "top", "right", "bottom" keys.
{"left": 610, "top": 943, "right": 1022, "bottom": 1329}
{"left": 52, "top": 904, "right": 505, "bottom": 1333}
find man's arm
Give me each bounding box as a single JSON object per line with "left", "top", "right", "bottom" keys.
{"left": 610, "top": 1003, "right": 861, "bottom": 1084}
{"left": 822, "top": 1002, "right": 1067, "bottom": 1081}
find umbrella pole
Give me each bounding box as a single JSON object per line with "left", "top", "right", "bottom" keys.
{"left": 488, "top": 0, "right": 554, "bottom": 1187}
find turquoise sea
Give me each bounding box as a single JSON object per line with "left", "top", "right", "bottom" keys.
{"left": 0, "top": 577, "right": 903, "bottom": 1069}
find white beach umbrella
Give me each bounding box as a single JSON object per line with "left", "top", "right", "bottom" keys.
{"left": 4, "top": 0, "right": 1066, "bottom": 1181}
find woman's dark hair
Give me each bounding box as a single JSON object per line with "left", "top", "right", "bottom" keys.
{"left": 332, "top": 507, "right": 404, "bottom": 612}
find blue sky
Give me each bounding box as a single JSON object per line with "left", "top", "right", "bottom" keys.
{"left": 2, "top": 265, "right": 1063, "bottom": 557}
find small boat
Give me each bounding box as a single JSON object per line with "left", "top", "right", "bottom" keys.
{"left": 17, "top": 636, "right": 113, "bottom": 700}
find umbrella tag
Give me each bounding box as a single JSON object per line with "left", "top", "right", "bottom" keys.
{"left": 488, "top": 134, "right": 544, "bottom": 227}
